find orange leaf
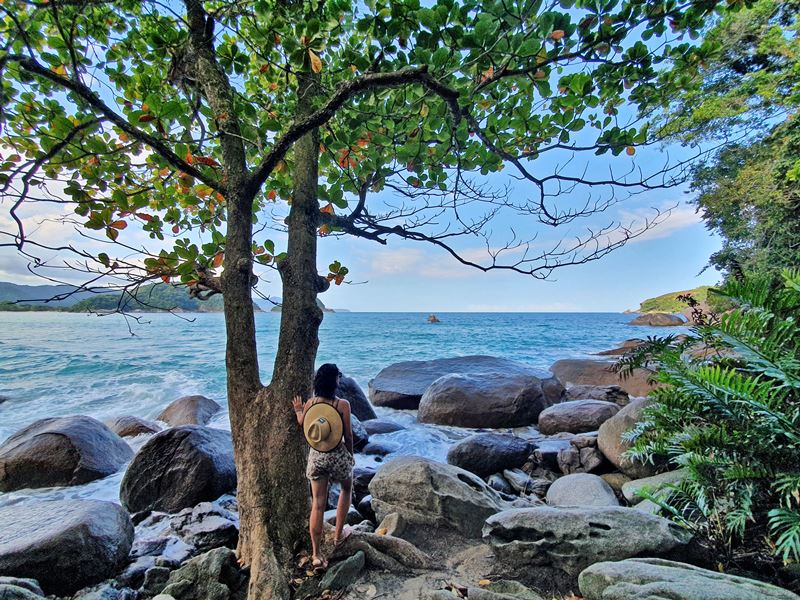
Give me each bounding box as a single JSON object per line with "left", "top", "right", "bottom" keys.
{"left": 161, "top": 274, "right": 171, "bottom": 283}
{"left": 480, "top": 66, "right": 494, "bottom": 83}
{"left": 268, "top": 190, "right": 277, "bottom": 201}
{"left": 626, "top": 146, "right": 636, "bottom": 156}
{"left": 334, "top": 274, "right": 344, "bottom": 285}
{"left": 259, "top": 64, "right": 270, "bottom": 74}
{"left": 109, "top": 220, "right": 127, "bottom": 230}
{"left": 320, "top": 203, "right": 335, "bottom": 215}
{"left": 319, "top": 224, "right": 331, "bottom": 236}
{"left": 550, "top": 29, "right": 565, "bottom": 40}
{"left": 255, "top": 246, "right": 265, "bottom": 255}
{"left": 309, "top": 50, "right": 322, "bottom": 74}
{"left": 172, "top": 224, "right": 180, "bottom": 234}
{"left": 119, "top": 132, "right": 130, "bottom": 142}
{"left": 212, "top": 252, "right": 224, "bottom": 268}
{"left": 51, "top": 64, "right": 67, "bottom": 76}
{"left": 196, "top": 185, "right": 212, "bottom": 198}
{"left": 357, "top": 138, "right": 369, "bottom": 148}
{"left": 136, "top": 212, "right": 154, "bottom": 222}
{"left": 195, "top": 156, "right": 219, "bottom": 167}
{"left": 534, "top": 70, "right": 546, "bottom": 79}
{"left": 185, "top": 150, "right": 194, "bottom": 165}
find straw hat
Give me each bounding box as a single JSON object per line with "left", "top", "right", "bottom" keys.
{"left": 303, "top": 402, "right": 344, "bottom": 452}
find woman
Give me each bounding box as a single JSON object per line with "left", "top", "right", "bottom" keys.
{"left": 292, "top": 363, "right": 354, "bottom": 571}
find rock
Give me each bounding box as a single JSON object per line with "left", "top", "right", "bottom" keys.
{"left": 362, "top": 441, "right": 395, "bottom": 456}
{"left": 337, "top": 376, "right": 377, "bottom": 421}
{"left": 633, "top": 499, "right": 663, "bottom": 515}
{"left": 141, "top": 566, "right": 173, "bottom": 597}
{"left": 551, "top": 359, "right": 656, "bottom": 398}
{"left": 488, "top": 474, "right": 514, "bottom": 495}
{"left": 622, "top": 469, "right": 687, "bottom": 504}
{"left": 601, "top": 472, "right": 631, "bottom": 492}
{"left": 596, "top": 339, "right": 645, "bottom": 356}
{"left": 446, "top": 434, "right": 536, "bottom": 478}
{"left": 545, "top": 473, "right": 619, "bottom": 507}
{"left": 369, "top": 355, "right": 561, "bottom": 411}
{"left": 579, "top": 557, "right": 800, "bottom": 600}
{"left": 156, "top": 395, "right": 221, "bottom": 427}
{"left": 120, "top": 426, "right": 236, "bottom": 513}
{"left": 419, "top": 368, "right": 563, "bottom": 428}
{"left": 369, "top": 457, "right": 510, "bottom": 537}
{"left": 362, "top": 419, "right": 405, "bottom": 435}
{"left": 0, "top": 500, "right": 133, "bottom": 594}
{"left": 0, "top": 415, "right": 133, "bottom": 491}
{"left": 376, "top": 513, "right": 406, "bottom": 537}
{"left": 529, "top": 439, "right": 572, "bottom": 472}
{"left": 502, "top": 469, "right": 551, "bottom": 497}
{"left": 350, "top": 415, "right": 370, "bottom": 451}
{"left": 0, "top": 579, "right": 42, "bottom": 597}
{"left": 478, "top": 580, "right": 543, "bottom": 600}
{"left": 106, "top": 415, "right": 162, "bottom": 437}
{"left": 484, "top": 506, "right": 692, "bottom": 576}
{"left": 565, "top": 384, "right": 630, "bottom": 405}
{"left": 0, "top": 585, "right": 44, "bottom": 600}
{"left": 324, "top": 507, "right": 363, "bottom": 526}
{"left": 356, "top": 495, "right": 376, "bottom": 523}
{"left": 160, "top": 548, "right": 247, "bottom": 600}
{"left": 73, "top": 583, "right": 137, "bottom": 600}
{"left": 170, "top": 502, "right": 239, "bottom": 552}
{"left": 554, "top": 433, "right": 608, "bottom": 475}
{"left": 320, "top": 550, "right": 365, "bottom": 590}
{"left": 597, "top": 398, "right": 662, "bottom": 478}
{"left": 628, "top": 313, "right": 686, "bottom": 327}
{"left": 352, "top": 466, "right": 377, "bottom": 503}
{"left": 538, "top": 400, "right": 620, "bottom": 435}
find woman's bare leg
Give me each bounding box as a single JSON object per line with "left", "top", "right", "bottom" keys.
{"left": 334, "top": 478, "right": 352, "bottom": 544}
{"left": 309, "top": 477, "right": 328, "bottom": 564}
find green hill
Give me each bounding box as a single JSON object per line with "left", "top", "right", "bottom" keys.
{"left": 637, "top": 285, "right": 730, "bottom": 314}
{"left": 0, "top": 281, "right": 110, "bottom": 307}
{"left": 68, "top": 283, "right": 234, "bottom": 313}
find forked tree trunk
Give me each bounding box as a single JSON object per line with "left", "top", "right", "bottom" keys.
{"left": 229, "top": 73, "right": 325, "bottom": 600}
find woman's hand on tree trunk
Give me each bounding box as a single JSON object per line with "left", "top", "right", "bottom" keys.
{"left": 292, "top": 395, "right": 305, "bottom": 426}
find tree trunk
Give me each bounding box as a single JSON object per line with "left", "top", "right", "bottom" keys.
{"left": 234, "top": 73, "right": 325, "bottom": 600}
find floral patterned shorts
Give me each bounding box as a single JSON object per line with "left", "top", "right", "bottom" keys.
{"left": 306, "top": 444, "right": 354, "bottom": 483}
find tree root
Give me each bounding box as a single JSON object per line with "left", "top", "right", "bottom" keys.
{"left": 325, "top": 526, "right": 436, "bottom": 572}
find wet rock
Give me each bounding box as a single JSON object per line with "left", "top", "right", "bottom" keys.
{"left": 622, "top": 469, "right": 687, "bottom": 505}
{"left": 362, "top": 441, "right": 395, "bottom": 456}
{"left": 170, "top": 502, "right": 239, "bottom": 552}
{"left": 551, "top": 359, "right": 656, "bottom": 398}
{"left": 105, "top": 416, "right": 162, "bottom": 437}
{"left": 159, "top": 548, "right": 247, "bottom": 600}
{"left": 350, "top": 415, "right": 370, "bottom": 452}
{"left": 362, "top": 419, "right": 405, "bottom": 435}
{"left": 0, "top": 579, "right": 42, "bottom": 597}
{"left": 628, "top": 313, "right": 686, "bottom": 327}
{"left": 324, "top": 507, "right": 363, "bottom": 526}
{"left": 598, "top": 398, "right": 663, "bottom": 479}
{"left": 579, "top": 558, "right": 800, "bottom": 600}
{"left": 446, "top": 433, "right": 536, "bottom": 478}
{"left": 156, "top": 396, "right": 221, "bottom": 427}
{"left": 73, "top": 583, "right": 137, "bottom": 600}
{"left": 502, "top": 469, "right": 551, "bottom": 497}
{"left": 484, "top": 506, "right": 692, "bottom": 576}
{"left": 538, "top": 400, "right": 620, "bottom": 435}
{"left": 120, "top": 426, "right": 236, "bottom": 513}
{"left": 0, "top": 500, "right": 133, "bottom": 594}
{"left": 0, "top": 585, "right": 44, "bottom": 600}
{"left": 0, "top": 415, "right": 133, "bottom": 491}
{"left": 529, "top": 439, "right": 572, "bottom": 472}
{"left": 352, "top": 466, "right": 377, "bottom": 503}
{"left": 356, "top": 495, "right": 375, "bottom": 523}
{"left": 319, "top": 550, "right": 365, "bottom": 590}
{"left": 546, "top": 473, "right": 619, "bottom": 507}
{"left": 487, "top": 473, "right": 514, "bottom": 495}
{"left": 369, "top": 457, "right": 511, "bottom": 537}
{"left": 565, "top": 384, "right": 630, "bottom": 405}
{"left": 337, "top": 376, "right": 377, "bottom": 421}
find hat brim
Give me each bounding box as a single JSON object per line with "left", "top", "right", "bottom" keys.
{"left": 303, "top": 402, "right": 344, "bottom": 452}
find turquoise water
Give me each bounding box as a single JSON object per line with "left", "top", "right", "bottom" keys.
{"left": 0, "top": 311, "right": 683, "bottom": 506}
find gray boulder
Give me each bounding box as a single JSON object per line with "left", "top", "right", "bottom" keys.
{"left": 483, "top": 506, "right": 692, "bottom": 576}
{"left": 446, "top": 434, "right": 536, "bottom": 478}
{"left": 0, "top": 415, "right": 133, "bottom": 492}
{"left": 369, "top": 355, "right": 561, "bottom": 410}
{"left": 336, "top": 376, "right": 377, "bottom": 421}
{"left": 156, "top": 396, "right": 221, "bottom": 427}
{"left": 350, "top": 415, "right": 369, "bottom": 451}
{"left": 170, "top": 502, "right": 239, "bottom": 552}
{"left": 320, "top": 550, "right": 365, "bottom": 590}
{"left": 120, "top": 426, "right": 236, "bottom": 513}
{"left": 565, "top": 384, "right": 630, "bottom": 405}
{"left": 0, "top": 585, "right": 43, "bottom": 600}
{"left": 579, "top": 557, "right": 800, "bottom": 600}
{"left": 551, "top": 359, "right": 655, "bottom": 398}
{"left": 369, "top": 456, "right": 510, "bottom": 537}
{"left": 545, "top": 473, "right": 619, "bottom": 507}
{"left": 622, "top": 469, "right": 687, "bottom": 504}
{"left": 538, "top": 400, "right": 620, "bottom": 435}
{"left": 160, "top": 548, "right": 247, "bottom": 600}
{"left": 598, "top": 398, "right": 662, "bottom": 479}
{"left": 362, "top": 419, "right": 405, "bottom": 435}
{"left": 105, "top": 416, "right": 162, "bottom": 437}
{"left": 0, "top": 500, "right": 133, "bottom": 594}
{"left": 629, "top": 313, "right": 686, "bottom": 326}
{"left": 0, "top": 579, "right": 43, "bottom": 597}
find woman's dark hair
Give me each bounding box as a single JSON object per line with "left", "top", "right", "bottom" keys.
{"left": 314, "top": 363, "right": 341, "bottom": 399}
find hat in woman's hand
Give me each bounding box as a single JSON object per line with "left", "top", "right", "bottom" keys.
{"left": 303, "top": 402, "right": 344, "bottom": 452}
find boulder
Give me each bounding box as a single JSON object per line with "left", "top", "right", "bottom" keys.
{"left": 628, "top": 313, "right": 686, "bottom": 327}
{"left": 446, "top": 434, "right": 536, "bottom": 478}
{"left": 363, "top": 441, "right": 395, "bottom": 456}
{"left": 72, "top": 583, "right": 137, "bottom": 600}
{"left": 601, "top": 472, "right": 631, "bottom": 492}
{"left": 120, "top": 426, "right": 236, "bottom": 513}
{"left": 596, "top": 339, "right": 645, "bottom": 356}
{"left": 545, "top": 473, "right": 619, "bottom": 507}
{"left": 160, "top": 548, "right": 247, "bottom": 600}
{"left": 579, "top": 558, "right": 800, "bottom": 600}
{"left": 622, "top": 469, "right": 687, "bottom": 505}
{"left": 324, "top": 507, "right": 364, "bottom": 527}
{"left": 320, "top": 551, "right": 365, "bottom": 590}
{"left": 565, "top": 384, "right": 629, "bottom": 405}
{"left": 350, "top": 415, "right": 369, "bottom": 451}
{"left": 0, "top": 500, "right": 133, "bottom": 594}
{"left": 471, "top": 581, "right": 544, "bottom": 600}
{"left": 369, "top": 355, "right": 561, "bottom": 411}
{"left": 0, "top": 579, "right": 43, "bottom": 597}
{"left": 528, "top": 439, "right": 572, "bottom": 472}
{"left": 170, "top": 502, "right": 239, "bottom": 552}
{"left": 418, "top": 365, "right": 563, "bottom": 428}
{"left": 538, "top": 400, "right": 620, "bottom": 435}
{"left": 106, "top": 416, "right": 162, "bottom": 437}
{"left": 369, "top": 457, "right": 510, "bottom": 537}
{"left": 337, "top": 376, "right": 377, "bottom": 421}
{"left": 0, "top": 585, "right": 44, "bottom": 600}
{"left": 357, "top": 495, "right": 375, "bottom": 523}
{"left": 502, "top": 469, "right": 551, "bottom": 497}
{"left": 550, "top": 359, "right": 655, "bottom": 398}
{"left": 156, "top": 396, "right": 221, "bottom": 427}
{"left": 362, "top": 419, "right": 405, "bottom": 435}
{"left": 488, "top": 474, "right": 514, "bottom": 495}
{"left": 352, "top": 466, "right": 377, "bottom": 503}
{"left": 0, "top": 415, "right": 133, "bottom": 492}
{"left": 598, "top": 398, "right": 661, "bottom": 479}
{"left": 483, "top": 506, "right": 692, "bottom": 576}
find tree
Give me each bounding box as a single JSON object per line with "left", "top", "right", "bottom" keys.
{"left": 0, "top": 0, "right": 741, "bottom": 596}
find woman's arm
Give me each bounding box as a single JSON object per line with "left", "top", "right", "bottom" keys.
{"left": 340, "top": 399, "right": 354, "bottom": 455}
{"left": 292, "top": 395, "right": 307, "bottom": 426}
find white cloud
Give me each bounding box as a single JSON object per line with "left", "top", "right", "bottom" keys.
{"left": 620, "top": 202, "right": 702, "bottom": 244}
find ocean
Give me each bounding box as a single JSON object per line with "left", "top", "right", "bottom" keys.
{"left": 0, "top": 311, "right": 684, "bottom": 507}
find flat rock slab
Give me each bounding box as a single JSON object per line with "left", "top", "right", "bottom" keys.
{"left": 579, "top": 557, "right": 800, "bottom": 600}
{"left": 369, "top": 355, "right": 559, "bottom": 410}
{"left": 120, "top": 426, "right": 236, "bottom": 513}
{"left": 0, "top": 415, "right": 133, "bottom": 492}
{"left": 551, "top": 359, "right": 655, "bottom": 398}
{"left": 538, "top": 400, "right": 620, "bottom": 435}
{"left": 447, "top": 433, "right": 536, "bottom": 478}
{"left": 156, "top": 395, "right": 221, "bottom": 427}
{"left": 0, "top": 500, "right": 133, "bottom": 595}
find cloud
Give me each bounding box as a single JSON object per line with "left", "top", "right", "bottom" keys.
{"left": 620, "top": 202, "right": 702, "bottom": 244}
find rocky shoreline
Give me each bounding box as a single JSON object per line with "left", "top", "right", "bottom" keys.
{"left": 0, "top": 340, "right": 798, "bottom": 600}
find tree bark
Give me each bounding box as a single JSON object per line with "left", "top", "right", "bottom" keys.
{"left": 235, "top": 72, "right": 326, "bottom": 600}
